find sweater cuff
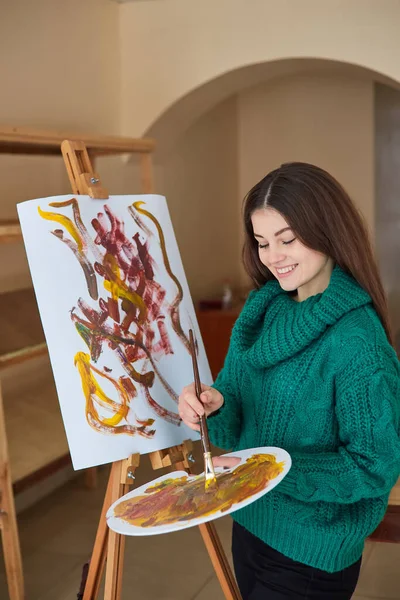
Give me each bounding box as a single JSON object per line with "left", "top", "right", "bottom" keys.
{"left": 206, "top": 391, "right": 240, "bottom": 451}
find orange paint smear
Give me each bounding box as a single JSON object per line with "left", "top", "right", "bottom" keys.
{"left": 114, "top": 453, "right": 284, "bottom": 527}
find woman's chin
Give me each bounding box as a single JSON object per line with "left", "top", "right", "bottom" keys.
{"left": 277, "top": 278, "right": 298, "bottom": 292}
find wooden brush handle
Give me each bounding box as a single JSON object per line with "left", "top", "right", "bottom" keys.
{"left": 189, "top": 329, "right": 211, "bottom": 455}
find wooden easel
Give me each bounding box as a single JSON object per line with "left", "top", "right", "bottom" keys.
{"left": 0, "top": 384, "right": 24, "bottom": 600}
{"left": 59, "top": 140, "right": 241, "bottom": 600}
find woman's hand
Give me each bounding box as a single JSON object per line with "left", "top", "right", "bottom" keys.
{"left": 212, "top": 455, "right": 241, "bottom": 469}
{"left": 178, "top": 383, "right": 224, "bottom": 431}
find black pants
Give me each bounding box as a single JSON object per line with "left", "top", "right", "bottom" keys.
{"left": 232, "top": 522, "right": 362, "bottom": 600}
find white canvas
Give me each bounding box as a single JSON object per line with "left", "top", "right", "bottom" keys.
{"left": 17, "top": 194, "right": 211, "bottom": 470}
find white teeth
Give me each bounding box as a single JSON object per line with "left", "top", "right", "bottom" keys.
{"left": 276, "top": 265, "right": 296, "bottom": 274}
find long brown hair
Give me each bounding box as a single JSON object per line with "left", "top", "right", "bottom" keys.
{"left": 242, "top": 162, "right": 393, "bottom": 345}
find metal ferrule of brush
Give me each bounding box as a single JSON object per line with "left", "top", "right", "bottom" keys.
{"left": 203, "top": 451, "right": 217, "bottom": 489}
{"left": 188, "top": 328, "right": 218, "bottom": 490}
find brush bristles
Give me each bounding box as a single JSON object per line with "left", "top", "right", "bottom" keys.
{"left": 204, "top": 452, "right": 218, "bottom": 491}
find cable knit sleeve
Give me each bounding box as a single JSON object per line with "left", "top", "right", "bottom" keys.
{"left": 206, "top": 346, "right": 243, "bottom": 451}
{"left": 278, "top": 347, "right": 400, "bottom": 503}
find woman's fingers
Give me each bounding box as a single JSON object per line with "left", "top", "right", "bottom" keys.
{"left": 200, "top": 390, "right": 213, "bottom": 407}
{"left": 182, "top": 386, "right": 207, "bottom": 416}
{"left": 178, "top": 404, "right": 199, "bottom": 430}
{"left": 179, "top": 405, "right": 200, "bottom": 423}
{"left": 184, "top": 420, "right": 200, "bottom": 432}
{"left": 178, "top": 388, "right": 203, "bottom": 429}
{"left": 178, "top": 382, "right": 223, "bottom": 430}
{"left": 212, "top": 456, "right": 241, "bottom": 469}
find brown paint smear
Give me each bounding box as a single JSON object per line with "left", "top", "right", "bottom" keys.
{"left": 114, "top": 453, "right": 284, "bottom": 527}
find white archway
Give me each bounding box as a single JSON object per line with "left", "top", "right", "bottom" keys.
{"left": 145, "top": 58, "right": 399, "bottom": 155}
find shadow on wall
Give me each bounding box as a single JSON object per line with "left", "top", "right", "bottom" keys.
{"left": 375, "top": 83, "right": 400, "bottom": 345}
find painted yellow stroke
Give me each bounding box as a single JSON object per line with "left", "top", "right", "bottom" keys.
{"left": 38, "top": 206, "right": 83, "bottom": 252}
{"left": 74, "top": 351, "right": 130, "bottom": 427}
{"left": 132, "top": 201, "right": 191, "bottom": 353}
{"left": 102, "top": 253, "right": 146, "bottom": 322}
{"left": 133, "top": 201, "right": 183, "bottom": 300}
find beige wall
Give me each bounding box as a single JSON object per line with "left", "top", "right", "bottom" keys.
{"left": 0, "top": 0, "right": 124, "bottom": 292}
{"left": 238, "top": 74, "right": 375, "bottom": 220}
{"left": 120, "top": 0, "right": 400, "bottom": 137}
{"left": 0, "top": 1, "right": 389, "bottom": 301}
{"left": 237, "top": 73, "right": 375, "bottom": 284}
{"left": 157, "top": 97, "right": 239, "bottom": 301}
{"left": 151, "top": 72, "right": 375, "bottom": 297}
{"left": 1, "top": 0, "right": 120, "bottom": 133}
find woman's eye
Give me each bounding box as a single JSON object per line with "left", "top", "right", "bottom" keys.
{"left": 258, "top": 238, "right": 296, "bottom": 249}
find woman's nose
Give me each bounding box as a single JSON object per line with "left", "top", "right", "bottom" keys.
{"left": 268, "top": 248, "right": 286, "bottom": 265}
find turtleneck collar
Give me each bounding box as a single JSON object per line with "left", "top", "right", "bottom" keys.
{"left": 232, "top": 266, "right": 372, "bottom": 369}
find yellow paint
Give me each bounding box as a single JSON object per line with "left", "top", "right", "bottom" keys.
{"left": 133, "top": 201, "right": 183, "bottom": 299}
{"left": 114, "top": 453, "right": 285, "bottom": 527}
{"left": 74, "top": 351, "right": 130, "bottom": 428}
{"left": 38, "top": 206, "right": 83, "bottom": 252}
{"left": 103, "top": 253, "right": 147, "bottom": 322}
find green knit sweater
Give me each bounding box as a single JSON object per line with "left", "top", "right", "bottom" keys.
{"left": 208, "top": 266, "right": 400, "bottom": 572}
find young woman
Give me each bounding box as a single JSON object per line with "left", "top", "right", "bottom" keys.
{"left": 178, "top": 162, "right": 400, "bottom": 600}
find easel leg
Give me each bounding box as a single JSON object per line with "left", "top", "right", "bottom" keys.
{"left": 82, "top": 443, "right": 241, "bottom": 600}
{"left": 104, "top": 530, "right": 122, "bottom": 600}
{"left": 115, "top": 528, "right": 126, "bottom": 600}
{"left": 114, "top": 484, "right": 129, "bottom": 600}
{"left": 104, "top": 465, "right": 128, "bottom": 600}
{"left": 82, "top": 468, "right": 139, "bottom": 600}
{"left": 0, "top": 507, "right": 25, "bottom": 600}
{"left": 199, "top": 522, "right": 242, "bottom": 600}
{"left": 85, "top": 467, "right": 98, "bottom": 490}
{"left": 83, "top": 468, "right": 114, "bottom": 600}
{"left": 104, "top": 489, "right": 129, "bottom": 600}
{"left": 0, "top": 386, "right": 24, "bottom": 600}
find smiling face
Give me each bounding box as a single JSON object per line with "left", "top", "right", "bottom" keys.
{"left": 251, "top": 208, "right": 334, "bottom": 301}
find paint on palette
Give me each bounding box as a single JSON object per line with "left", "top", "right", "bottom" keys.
{"left": 113, "top": 454, "right": 284, "bottom": 527}
{"left": 38, "top": 197, "right": 188, "bottom": 437}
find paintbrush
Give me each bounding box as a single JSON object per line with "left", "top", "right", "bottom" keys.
{"left": 188, "top": 329, "right": 218, "bottom": 492}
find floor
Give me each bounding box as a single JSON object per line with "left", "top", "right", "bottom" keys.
{"left": 1, "top": 464, "right": 399, "bottom": 600}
